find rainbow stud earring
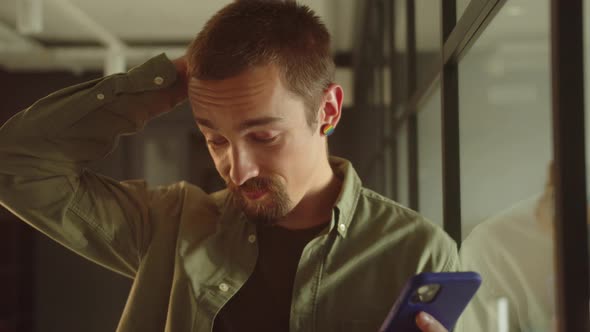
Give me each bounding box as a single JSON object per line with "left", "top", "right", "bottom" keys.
{"left": 321, "top": 124, "right": 335, "bottom": 136}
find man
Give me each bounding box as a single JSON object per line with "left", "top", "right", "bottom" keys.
{"left": 0, "top": 1, "right": 457, "bottom": 331}
{"left": 461, "top": 162, "right": 588, "bottom": 332}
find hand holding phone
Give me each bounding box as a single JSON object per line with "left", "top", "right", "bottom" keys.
{"left": 380, "top": 272, "right": 482, "bottom": 332}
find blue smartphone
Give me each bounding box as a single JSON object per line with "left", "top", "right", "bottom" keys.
{"left": 379, "top": 271, "right": 482, "bottom": 332}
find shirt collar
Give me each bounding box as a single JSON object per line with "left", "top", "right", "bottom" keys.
{"left": 212, "top": 189, "right": 247, "bottom": 230}
{"left": 214, "top": 156, "right": 363, "bottom": 238}
{"left": 328, "top": 156, "right": 363, "bottom": 238}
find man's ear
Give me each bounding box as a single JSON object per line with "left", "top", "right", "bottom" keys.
{"left": 319, "top": 83, "right": 344, "bottom": 128}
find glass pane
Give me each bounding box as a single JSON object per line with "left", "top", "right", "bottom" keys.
{"left": 394, "top": 0, "right": 408, "bottom": 104}
{"left": 586, "top": 3, "right": 590, "bottom": 151}
{"left": 417, "top": 84, "right": 443, "bottom": 226}
{"left": 458, "top": 1, "right": 554, "bottom": 331}
{"left": 397, "top": 121, "right": 409, "bottom": 207}
{"left": 416, "top": 0, "right": 441, "bottom": 90}
{"left": 393, "top": 0, "right": 409, "bottom": 206}
{"left": 585, "top": 0, "right": 590, "bottom": 326}
{"left": 457, "top": 0, "right": 471, "bottom": 19}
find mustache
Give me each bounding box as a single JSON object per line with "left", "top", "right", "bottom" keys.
{"left": 228, "top": 176, "right": 277, "bottom": 192}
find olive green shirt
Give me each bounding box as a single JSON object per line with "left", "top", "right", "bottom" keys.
{"left": 0, "top": 54, "right": 460, "bottom": 332}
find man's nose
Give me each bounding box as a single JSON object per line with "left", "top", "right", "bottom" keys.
{"left": 229, "top": 147, "right": 259, "bottom": 186}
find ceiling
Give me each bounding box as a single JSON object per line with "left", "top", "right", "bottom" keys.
{"left": 0, "top": 0, "right": 581, "bottom": 75}
{"left": 0, "top": 0, "right": 359, "bottom": 73}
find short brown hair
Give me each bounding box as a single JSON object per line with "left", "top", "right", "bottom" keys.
{"left": 186, "top": 1, "right": 335, "bottom": 128}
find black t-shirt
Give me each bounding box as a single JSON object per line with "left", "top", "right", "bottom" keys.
{"left": 213, "top": 222, "right": 327, "bottom": 332}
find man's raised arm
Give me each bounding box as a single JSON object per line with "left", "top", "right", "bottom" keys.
{"left": 0, "top": 54, "right": 188, "bottom": 278}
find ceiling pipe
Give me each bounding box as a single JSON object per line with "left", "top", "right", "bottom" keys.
{"left": 0, "top": 21, "right": 44, "bottom": 50}
{"left": 0, "top": 46, "right": 186, "bottom": 72}
{"left": 17, "top": 0, "right": 43, "bottom": 34}
{"left": 49, "top": 0, "right": 126, "bottom": 51}
{"left": 0, "top": 18, "right": 186, "bottom": 73}
{"left": 49, "top": 0, "right": 127, "bottom": 74}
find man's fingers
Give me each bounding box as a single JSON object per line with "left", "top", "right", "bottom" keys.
{"left": 415, "top": 312, "right": 448, "bottom": 332}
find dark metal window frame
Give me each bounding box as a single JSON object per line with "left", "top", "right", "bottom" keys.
{"left": 550, "top": 0, "right": 589, "bottom": 330}
{"left": 355, "top": 0, "right": 589, "bottom": 329}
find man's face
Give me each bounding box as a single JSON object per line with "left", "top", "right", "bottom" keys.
{"left": 188, "top": 65, "right": 326, "bottom": 225}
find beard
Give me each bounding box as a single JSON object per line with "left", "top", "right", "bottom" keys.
{"left": 227, "top": 175, "right": 293, "bottom": 226}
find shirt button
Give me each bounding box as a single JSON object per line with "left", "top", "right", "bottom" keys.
{"left": 248, "top": 234, "right": 256, "bottom": 243}
{"left": 218, "top": 283, "right": 229, "bottom": 292}
{"left": 96, "top": 93, "right": 105, "bottom": 100}
{"left": 338, "top": 223, "right": 346, "bottom": 232}
{"left": 153, "top": 76, "right": 164, "bottom": 85}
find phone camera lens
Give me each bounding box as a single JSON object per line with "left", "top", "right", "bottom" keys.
{"left": 411, "top": 284, "right": 441, "bottom": 304}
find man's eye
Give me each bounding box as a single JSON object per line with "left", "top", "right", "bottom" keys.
{"left": 252, "top": 135, "right": 278, "bottom": 144}
{"left": 207, "top": 137, "right": 228, "bottom": 147}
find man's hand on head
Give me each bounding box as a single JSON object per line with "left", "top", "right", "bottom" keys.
{"left": 143, "top": 55, "right": 188, "bottom": 118}
{"left": 172, "top": 56, "right": 188, "bottom": 82}
{"left": 416, "top": 312, "right": 448, "bottom": 332}
{"left": 169, "top": 56, "right": 189, "bottom": 107}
